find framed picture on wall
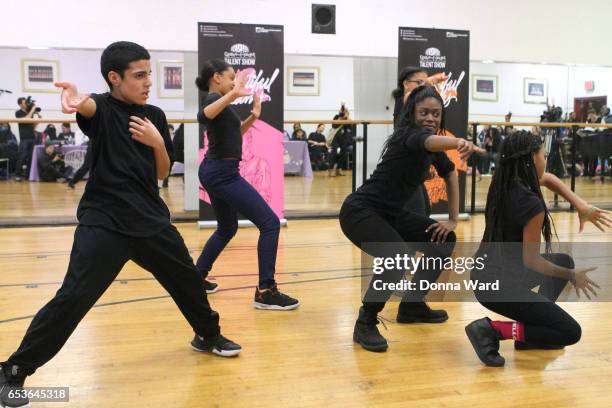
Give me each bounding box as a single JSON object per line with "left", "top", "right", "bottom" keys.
{"left": 471, "top": 74, "right": 498, "bottom": 102}
{"left": 287, "top": 67, "right": 320, "bottom": 96}
{"left": 523, "top": 78, "right": 548, "bottom": 104}
{"left": 21, "top": 59, "right": 60, "bottom": 93}
{"left": 157, "top": 60, "right": 184, "bottom": 99}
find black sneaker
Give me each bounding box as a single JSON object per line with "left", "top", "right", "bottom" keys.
{"left": 0, "top": 364, "right": 29, "bottom": 408}
{"left": 465, "top": 317, "right": 505, "bottom": 367}
{"left": 190, "top": 334, "right": 241, "bottom": 357}
{"left": 353, "top": 306, "right": 388, "bottom": 352}
{"left": 203, "top": 279, "right": 219, "bottom": 294}
{"left": 514, "top": 341, "right": 565, "bottom": 351}
{"left": 254, "top": 286, "right": 300, "bottom": 310}
{"left": 396, "top": 301, "right": 448, "bottom": 323}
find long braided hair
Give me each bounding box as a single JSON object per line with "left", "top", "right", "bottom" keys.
{"left": 482, "top": 131, "right": 554, "bottom": 251}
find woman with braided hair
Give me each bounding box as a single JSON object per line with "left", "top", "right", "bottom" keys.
{"left": 465, "top": 130, "right": 612, "bottom": 367}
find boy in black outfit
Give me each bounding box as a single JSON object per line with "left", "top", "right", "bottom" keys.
{"left": 0, "top": 41, "right": 240, "bottom": 408}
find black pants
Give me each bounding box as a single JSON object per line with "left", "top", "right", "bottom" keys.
{"left": 309, "top": 146, "right": 327, "bottom": 170}
{"left": 71, "top": 146, "right": 91, "bottom": 185}
{"left": 6, "top": 224, "right": 220, "bottom": 376}
{"left": 474, "top": 253, "right": 581, "bottom": 346}
{"left": 328, "top": 143, "right": 348, "bottom": 170}
{"left": 40, "top": 163, "right": 73, "bottom": 182}
{"left": 402, "top": 184, "right": 431, "bottom": 217}
{"left": 339, "top": 201, "right": 456, "bottom": 314}
{"left": 15, "top": 139, "right": 35, "bottom": 177}
{"left": 197, "top": 159, "right": 280, "bottom": 288}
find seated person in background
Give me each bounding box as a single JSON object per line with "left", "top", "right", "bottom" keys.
{"left": 57, "top": 122, "right": 75, "bottom": 143}
{"left": 291, "top": 128, "right": 307, "bottom": 141}
{"left": 43, "top": 124, "right": 57, "bottom": 144}
{"left": 308, "top": 123, "right": 328, "bottom": 171}
{"left": 291, "top": 122, "right": 303, "bottom": 139}
{"left": 0, "top": 122, "right": 19, "bottom": 177}
{"left": 38, "top": 140, "right": 73, "bottom": 182}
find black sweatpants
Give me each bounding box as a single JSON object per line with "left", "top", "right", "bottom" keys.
{"left": 475, "top": 253, "right": 581, "bottom": 346}
{"left": 339, "top": 201, "right": 456, "bottom": 314}
{"left": 7, "top": 224, "right": 220, "bottom": 376}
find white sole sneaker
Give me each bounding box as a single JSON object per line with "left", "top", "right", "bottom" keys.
{"left": 254, "top": 301, "right": 300, "bottom": 311}
{"left": 205, "top": 286, "right": 219, "bottom": 294}
{"left": 190, "top": 344, "right": 241, "bottom": 357}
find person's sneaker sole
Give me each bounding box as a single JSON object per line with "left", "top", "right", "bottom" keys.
{"left": 205, "top": 286, "right": 219, "bottom": 294}
{"left": 353, "top": 334, "right": 388, "bottom": 352}
{"left": 254, "top": 301, "right": 300, "bottom": 311}
{"left": 464, "top": 322, "right": 505, "bottom": 367}
{"left": 190, "top": 342, "right": 241, "bottom": 357}
{"left": 396, "top": 315, "right": 449, "bottom": 324}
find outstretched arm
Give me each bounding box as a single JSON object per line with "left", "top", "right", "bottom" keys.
{"left": 424, "top": 135, "right": 478, "bottom": 161}
{"left": 539, "top": 172, "right": 612, "bottom": 232}
{"left": 55, "top": 82, "right": 96, "bottom": 118}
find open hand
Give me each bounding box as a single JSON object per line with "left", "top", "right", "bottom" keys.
{"left": 578, "top": 205, "right": 612, "bottom": 232}
{"left": 55, "top": 82, "right": 90, "bottom": 114}
{"left": 572, "top": 266, "right": 599, "bottom": 299}
{"left": 231, "top": 70, "right": 252, "bottom": 99}
{"left": 129, "top": 116, "right": 163, "bottom": 148}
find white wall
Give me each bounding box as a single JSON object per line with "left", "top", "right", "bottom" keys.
{"left": 468, "top": 62, "right": 570, "bottom": 122}
{"left": 1, "top": 0, "right": 611, "bottom": 65}
{"left": 0, "top": 48, "right": 186, "bottom": 140}
{"left": 283, "top": 54, "right": 354, "bottom": 135}
{"left": 569, "top": 66, "right": 612, "bottom": 102}
{"left": 4, "top": 47, "right": 612, "bottom": 139}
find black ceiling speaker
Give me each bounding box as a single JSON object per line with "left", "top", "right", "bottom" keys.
{"left": 312, "top": 4, "right": 336, "bottom": 34}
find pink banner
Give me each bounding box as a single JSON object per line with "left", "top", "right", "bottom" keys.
{"left": 199, "top": 119, "right": 285, "bottom": 219}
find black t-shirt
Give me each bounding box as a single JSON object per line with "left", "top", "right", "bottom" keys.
{"left": 76, "top": 93, "right": 173, "bottom": 237}
{"left": 346, "top": 126, "right": 455, "bottom": 217}
{"left": 500, "top": 181, "right": 546, "bottom": 242}
{"left": 477, "top": 181, "right": 547, "bottom": 276}
{"left": 15, "top": 109, "right": 35, "bottom": 140}
{"left": 197, "top": 93, "right": 242, "bottom": 159}
{"left": 308, "top": 132, "right": 326, "bottom": 146}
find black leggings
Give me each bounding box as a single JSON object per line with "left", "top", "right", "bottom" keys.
{"left": 475, "top": 253, "right": 581, "bottom": 346}
{"left": 339, "top": 201, "right": 456, "bottom": 314}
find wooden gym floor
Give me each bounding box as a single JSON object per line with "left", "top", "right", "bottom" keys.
{"left": 0, "top": 213, "right": 611, "bottom": 407}
{"left": 0, "top": 172, "right": 610, "bottom": 226}
{"left": 0, "top": 171, "right": 353, "bottom": 224}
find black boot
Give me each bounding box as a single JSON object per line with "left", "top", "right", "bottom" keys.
{"left": 514, "top": 341, "right": 565, "bottom": 351}
{"left": 396, "top": 301, "right": 448, "bottom": 323}
{"left": 0, "top": 363, "right": 29, "bottom": 408}
{"left": 465, "top": 317, "right": 505, "bottom": 367}
{"left": 353, "top": 307, "right": 388, "bottom": 352}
